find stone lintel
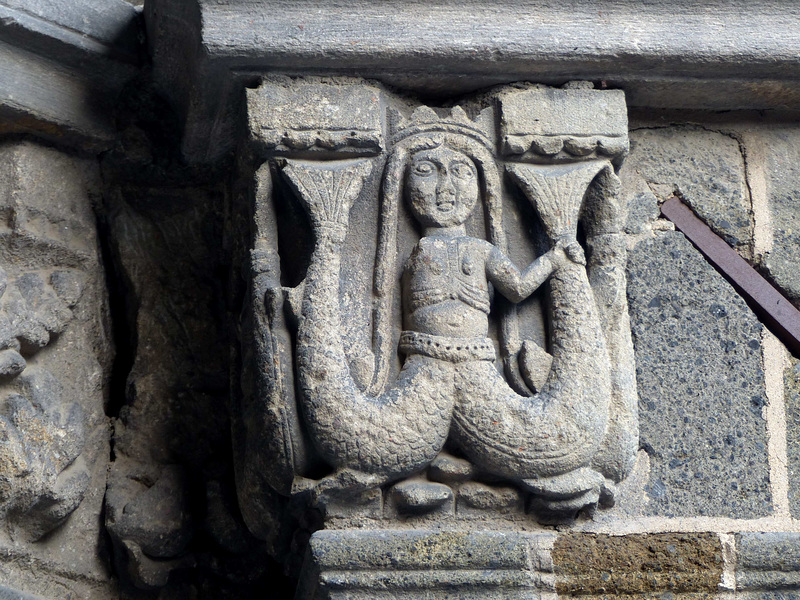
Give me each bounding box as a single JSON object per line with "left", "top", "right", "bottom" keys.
{"left": 147, "top": 0, "right": 800, "bottom": 164}
{"left": 0, "top": 0, "right": 141, "bottom": 150}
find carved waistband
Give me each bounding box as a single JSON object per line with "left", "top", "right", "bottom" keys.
{"left": 399, "top": 331, "right": 496, "bottom": 363}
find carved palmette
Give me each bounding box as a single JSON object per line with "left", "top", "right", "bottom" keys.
{"left": 237, "top": 77, "right": 638, "bottom": 525}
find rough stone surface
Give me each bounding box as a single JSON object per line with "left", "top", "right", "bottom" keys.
{"left": 786, "top": 356, "right": 800, "bottom": 518}
{"left": 148, "top": 0, "right": 800, "bottom": 163}
{"left": 737, "top": 533, "right": 800, "bottom": 592}
{"left": 0, "top": 141, "right": 113, "bottom": 598}
{"left": 297, "top": 529, "right": 555, "bottom": 599}
{"left": 0, "top": 0, "right": 141, "bottom": 149}
{"left": 0, "top": 586, "right": 45, "bottom": 600}
{"left": 625, "top": 126, "right": 752, "bottom": 251}
{"left": 758, "top": 125, "right": 800, "bottom": 307}
{"left": 5, "top": 10, "right": 800, "bottom": 595}
{"left": 241, "top": 81, "right": 638, "bottom": 536}
{"left": 627, "top": 231, "right": 772, "bottom": 518}
{"left": 101, "top": 178, "right": 285, "bottom": 596}
{"left": 497, "top": 86, "right": 628, "bottom": 163}
{"left": 553, "top": 533, "right": 723, "bottom": 596}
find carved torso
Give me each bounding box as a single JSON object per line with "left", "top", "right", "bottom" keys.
{"left": 405, "top": 236, "right": 492, "bottom": 338}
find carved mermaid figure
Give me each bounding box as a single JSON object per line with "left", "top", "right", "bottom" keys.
{"left": 282, "top": 108, "right": 632, "bottom": 513}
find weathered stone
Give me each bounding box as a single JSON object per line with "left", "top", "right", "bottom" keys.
{"left": 0, "top": 586, "right": 45, "bottom": 600}
{"left": 428, "top": 452, "right": 476, "bottom": 484}
{"left": 625, "top": 126, "right": 752, "bottom": 251}
{"left": 497, "top": 85, "right": 628, "bottom": 163}
{"left": 148, "top": 0, "right": 800, "bottom": 163}
{"left": 627, "top": 231, "right": 772, "bottom": 518}
{"left": 102, "top": 183, "right": 274, "bottom": 594}
{"left": 736, "top": 594, "right": 800, "bottom": 600}
{"left": 786, "top": 357, "right": 800, "bottom": 518}
{"left": 297, "top": 529, "right": 556, "bottom": 599}
{"left": 248, "top": 77, "right": 384, "bottom": 157}
{"left": 388, "top": 480, "right": 454, "bottom": 514}
{"left": 7, "top": 1, "right": 800, "bottom": 598}
{"left": 618, "top": 156, "right": 662, "bottom": 235}
{"left": 457, "top": 482, "right": 522, "bottom": 513}
{"left": 243, "top": 81, "right": 638, "bottom": 532}
{"left": 758, "top": 126, "right": 800, "bottom": 307}
{"left": 0, "top": 0, "right": 140, "bottom": 149}
{"left": 737, "top": 532, "right": 800, "bottom": 592}
{"left": 553, "top": 533, "right": 723, "bottom": 596}
{"left": 0, "top": 141, "right": 113, "bottom": 596}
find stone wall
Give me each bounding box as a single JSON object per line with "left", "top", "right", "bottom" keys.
{"left": 0, "top": 1, "right": 800, "bottom": 599}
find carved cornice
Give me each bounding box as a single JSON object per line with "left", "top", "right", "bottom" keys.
{"left": 0, "top": 0, "right": 141, "bottom": 150}
{"left": 147, "top": 0, "right": 800, "bottom": 163}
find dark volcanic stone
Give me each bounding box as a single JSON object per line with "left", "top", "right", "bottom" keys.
{"left": 627, "top": 231, "right": 771, "bottom": 518}
{"left": 759, "top": 127, "right": 800, "bottom": 308}
{"left": 786, "top": 357, "right": 800, "bottom": 518}
{"left": 736, "top": 532, "right": 800, "bottom": 592}
{"left": 627, "top": 126, "right": 752, "bottom": 250}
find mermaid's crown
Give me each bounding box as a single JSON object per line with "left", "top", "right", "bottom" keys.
{"left": 389, "top": 105, "right": 494, "bottom": 151}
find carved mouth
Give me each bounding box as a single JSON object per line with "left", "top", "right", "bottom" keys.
{"left": 436, "top": 199, "right": 455, "bottom": 211}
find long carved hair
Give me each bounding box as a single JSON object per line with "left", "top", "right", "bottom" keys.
{"left": 368, "top": 131, "right": 507, "bottom": 395}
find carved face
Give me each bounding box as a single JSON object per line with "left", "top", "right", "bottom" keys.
{"left": 406, "top": 146, "right": 479, "bottom": 228}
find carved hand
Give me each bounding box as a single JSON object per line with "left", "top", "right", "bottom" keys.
{"left": 564, "top": 241, "right": 586, "bottom": 265}
{"left": 550, "top": 242, "right": 586, "bottom": 270}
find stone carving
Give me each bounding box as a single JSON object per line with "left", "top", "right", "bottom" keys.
{"left": 0, "top": 140, "right": 114, "bottom": 597}
{"left": 238, "top": 78, "right": 637, "bottom": 533}
{"left": 0, "top": 266, "right": 89, "bottom": 541}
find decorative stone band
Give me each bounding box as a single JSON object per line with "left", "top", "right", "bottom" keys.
{"left": 296, "top": 529, "right": 556, "bottom": 599}
{"left": 736, "top": 532, "right": 800, "bottom": 592}
{"left": 398, "top": 331, "right": 496, "bottom": 363}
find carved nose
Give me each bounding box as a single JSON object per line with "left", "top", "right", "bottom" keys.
{"left": 438, "top": 176, "right": 456, "bottom": 196}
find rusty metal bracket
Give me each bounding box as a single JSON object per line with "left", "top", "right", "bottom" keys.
{"left": 661, "top": 196, "right": 800, "bottom": 356}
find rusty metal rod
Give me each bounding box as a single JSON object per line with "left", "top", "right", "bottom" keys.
{"left": 661, "top": 195, "right": 800, "bottom": 356}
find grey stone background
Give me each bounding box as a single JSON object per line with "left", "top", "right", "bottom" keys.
{"left": 1, "top": 0, "right": 800, "bottom": 598}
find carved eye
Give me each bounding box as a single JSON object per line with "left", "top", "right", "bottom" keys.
{"left": 413, "top": 161, "right": 435, "bottom": 176}
{"left": 451, "top": 162, "right": 474, "bottom": 180}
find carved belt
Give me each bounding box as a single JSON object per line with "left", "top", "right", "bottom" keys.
{"left": 399, "top": 331, "right": 496, "bottom": 363}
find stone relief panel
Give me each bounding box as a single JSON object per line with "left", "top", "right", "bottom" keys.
{"left": 0, "top": 141, "right": 113, "bottom": 598}
{"left": 234, "top": 76, "right": 639, "bottom": 555}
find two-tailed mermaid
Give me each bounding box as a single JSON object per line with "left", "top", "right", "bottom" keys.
{"left": 283, "top": 126, "right": 635, "bottom": 517}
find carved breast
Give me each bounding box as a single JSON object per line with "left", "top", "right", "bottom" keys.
{"left": 407, "top": 237, "right": 491, "bottom": 315}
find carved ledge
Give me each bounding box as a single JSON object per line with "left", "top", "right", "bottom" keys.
{"left": 233, "top": 77, "right": 641, "bottom": 596}
{"left": 0, "top": 0, "right": 141, "bottom": 149}
{"left": 146, "top": 0, "right": 800, "bottom": 163}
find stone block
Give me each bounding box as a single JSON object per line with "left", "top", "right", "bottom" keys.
{"left": 757, "top": 126, "right": 800, "bottom": 307}
{"left": 553, "top": 533, "right": 723, "bottom": 596}
{"left": 0, "top": 0, "right": 140, "bottom": 149}
{"left": 627, "top": 231, "right": 771, "bottom": 517}
{"left": 247, "top": 77, "right": 384, "bottom": 157}
{"left": 626, "top": 126, "right": 752, "bottom": 250}
{"left": 786, "top": 357, "right": 800, "bottom": 518}
{"left": 736, "top": 532, "right": 800, "bottom": 592}
{"left": 497, "top": 86, "right": 628, "bottom": 162}
{"left": 0, "top": 141, "right": 113, "bottom": 595}
{"left": 297, "top": 529, "right": 556, "bottom": 599}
